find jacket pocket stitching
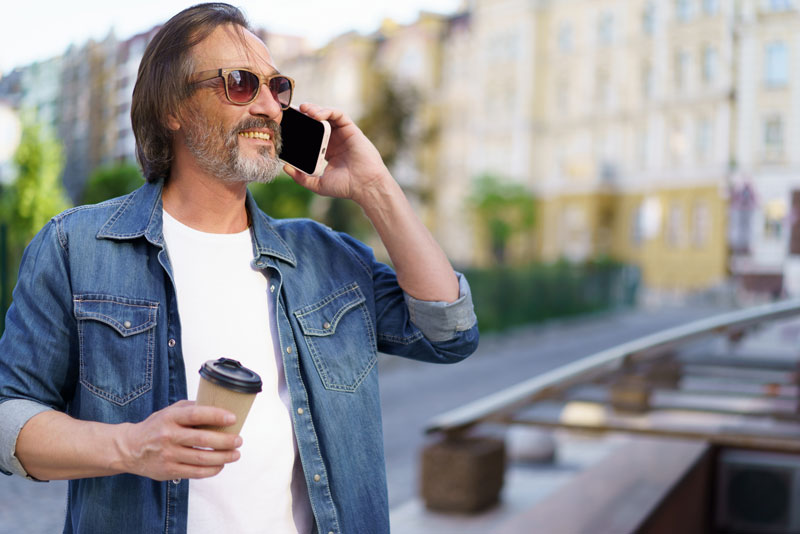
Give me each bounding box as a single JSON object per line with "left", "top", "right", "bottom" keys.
{"left": 75, "top": 297, "right": 157, "bottom": 406}
{"left": 295, "top": 284, "right": 377, "bottom": 392}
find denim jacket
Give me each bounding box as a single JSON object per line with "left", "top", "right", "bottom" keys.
{"left": 0, "top": 180, "right": 479, "bottom": 534}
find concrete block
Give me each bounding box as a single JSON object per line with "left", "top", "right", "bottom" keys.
{"left": 420, "top": 436, "right": 505, "bottom": 513}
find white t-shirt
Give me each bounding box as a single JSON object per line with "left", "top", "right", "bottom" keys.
{"left": 162, "top": 209, "right": 312, "bottom": 534}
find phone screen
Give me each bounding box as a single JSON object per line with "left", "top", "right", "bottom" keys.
{"left": 279, "top": 107, "right": 327, "bottom": 175}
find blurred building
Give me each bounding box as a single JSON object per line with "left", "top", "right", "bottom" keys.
{"left": 58, "top": 33, "right": 119, "bottom": 203}
{"left": 732, "top": 0, "right": 800, "bottom": 297}
{"left": 114, "top": 27, "right": 161, "bottom": 164}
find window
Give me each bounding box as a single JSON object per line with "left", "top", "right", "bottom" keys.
{"left": 676, "top": 0, "right": 692, "bottom": 21}
{"left": 642, "top": 61, "right": 654, "bottom": 99}
{"left": 558, "top": 23, "right": 573, "bottom": 53}
{"left": 691, "top": 201, "right": 711, "bottom": 247}
{"left": 696, "top": 118, "right": 712, "bottom": 161}
{"left": 764, "top": 115, "right": 784, "bottom": 160}
{"left": 765, "top": 42, "right": 789, "bottom": 87}
{"left": 667, "top": 202, "right": 685, "bottom": 248}
{"left": 557, "top": 77, "right": 570, "bottom": 114}
{"left": 596, "top": 69, "right": 611, "bottom": 107}
{"left": 763, "top": 198, "right": 787, "bottom": 240}
{"left": 670, "top": 120, "right": 688, "bottom": 163}
{"left": 675, "top": 50, "right": 690, "bottom": 90}
{"left": 631, "top": 202, "right": 645, "bottom": 246}
{"left": 702, "top": 0, "right": 719, "bottom": 14}
{"left": 702, "top": 45, "right": 717, "bottom": 84}
{"left": 643, "top": 2, "right": 656, "bottom": 35}
{"left": 598, "top": 12, "right": 615, "bottom": 45}
{"left": 767, "top": 0, "right": 793, "bottom": 12}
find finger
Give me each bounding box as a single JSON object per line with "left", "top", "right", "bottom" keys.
{"left": 171, "top": 405, "right": 236, "bottom": 428}
{"left": 159, "top": 464, "right": 225, "bottom": 481}
{"left": 297, "top": 103, "right": 348, "bottom": 127}
{"left": 177, "top": 465, "right": 226, "bottom": 480}
{"left": 176, "top": 428, "right": 243, "bottom": 451}
{"left": 284, "top": 165, "right": 320, "bottom": 193}
{"left": 172, "top": 445, "right": 241, "bottom": 467}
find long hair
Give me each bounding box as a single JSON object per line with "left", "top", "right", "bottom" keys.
{"left": 131, "top": 3, "right": 251, "bottom": 182}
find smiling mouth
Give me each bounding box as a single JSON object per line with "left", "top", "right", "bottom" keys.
{"left": 239, "top": 131, "right": 272, "bottom": 141}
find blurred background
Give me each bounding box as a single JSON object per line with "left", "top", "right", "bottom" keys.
{"left": 3, "top": 0, "right": 799, "bottom": 334}
{"left": 3, "top": 0, "right": 800, "bottom": 532}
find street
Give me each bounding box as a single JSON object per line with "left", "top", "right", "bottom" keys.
{"left": 0, "top": 302, "right": 730, "bottom": 532}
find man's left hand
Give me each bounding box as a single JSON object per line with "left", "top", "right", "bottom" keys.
{"left": 282, "top": 103, "right": 392, "bottom": 207}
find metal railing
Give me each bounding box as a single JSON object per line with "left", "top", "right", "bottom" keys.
{"left": 426, "top": 299, "right": 800, "bottom": 450}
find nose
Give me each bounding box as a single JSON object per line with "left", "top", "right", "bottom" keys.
{"left": 249, "top": 83, "right": 284, "bottom": 120}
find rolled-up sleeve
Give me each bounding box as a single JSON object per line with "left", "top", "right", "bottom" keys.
{"left": 0, "top": 399, "right": 53, "bottom": 478}
{"left": 403, "top": 272, "right": 478, "bottom": 343}
{"left": 0, "top": 220, "right": 76, "bottom": 479}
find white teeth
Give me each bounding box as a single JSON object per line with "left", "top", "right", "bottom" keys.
{"left": 239, "top": 131, "right": 271, "bottom": 140}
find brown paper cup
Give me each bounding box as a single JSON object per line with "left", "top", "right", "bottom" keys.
{"left": 194, "top": 358, "right": 262, "bottom": 435}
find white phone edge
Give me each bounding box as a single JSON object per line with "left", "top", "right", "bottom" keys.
{"left": 279, "top": 119, "right": 332, "bottom": 177}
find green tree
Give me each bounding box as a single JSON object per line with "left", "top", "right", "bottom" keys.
{"left": 5, "top": 120, "right": 70, "bottom": 240}
{"left": 248, "top": 173, "right": 314, "bottom": 219}
{"left": 81, "top": 162, "right": 144, "bottom": 204}
{"left": 469, "top": 174, "right": 537, "bottom": 265}
{"left": 0, "top": 119, "right": 70, "bottom": 334}
{"left": 357, "top": 71, "right": 415, "bottom": 169}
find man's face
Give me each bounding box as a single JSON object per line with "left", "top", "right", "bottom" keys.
{"left": 177, "top": 25, "right": 286, "bottom": 184}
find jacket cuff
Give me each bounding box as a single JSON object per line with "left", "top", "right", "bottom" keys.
{"left": 403, "top": 272, "right": 478, "bottom": 342}
{"left": 0, "top": 399, "right": 53, "bottom": 479}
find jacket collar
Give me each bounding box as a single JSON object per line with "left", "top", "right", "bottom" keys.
{"left": 96, "top": 179, "right": 297, "bottom": 267}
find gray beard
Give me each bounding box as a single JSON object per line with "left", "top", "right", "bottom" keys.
{"left": 183, "top": 116, "right": 283, "bottom": 184}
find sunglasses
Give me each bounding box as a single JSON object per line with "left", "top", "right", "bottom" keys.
{"left": 190, "top": 68, "right": 295, "bottom": 109}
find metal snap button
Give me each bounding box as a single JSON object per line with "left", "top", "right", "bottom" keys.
{"left": 123, "top": 320, "right": 132, "bottom": 329}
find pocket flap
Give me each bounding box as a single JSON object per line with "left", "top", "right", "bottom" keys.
{"left": 74, "top": 295, "right": 158, "bottom": 337}
{"left": 294, "top": 283, "right": 366, "bottom": 337}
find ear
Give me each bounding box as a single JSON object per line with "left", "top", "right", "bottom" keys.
{"left": 166, "top": 112, "right": 181, "bottom": 131}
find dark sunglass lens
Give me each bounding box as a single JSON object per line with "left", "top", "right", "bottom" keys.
{"left": 227, "top": 70, "right": 259, "bottom": 102}
{"left": 269, "top": 77, "right": 292, "bottom": 107}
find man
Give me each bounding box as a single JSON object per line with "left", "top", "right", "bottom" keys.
{"left": 0, "top": 3, "right": 478, "bottom": 534}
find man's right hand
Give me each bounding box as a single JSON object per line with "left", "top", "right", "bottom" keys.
{"left": 15, "top": 401, "right": 242, "bottom": 482}
{"left": 117, "top": 400, "right": 242, "bottom": 481}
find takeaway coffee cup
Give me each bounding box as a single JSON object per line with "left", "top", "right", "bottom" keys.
{"left": 196, "top": 358, "right": 263, "bottom": 435}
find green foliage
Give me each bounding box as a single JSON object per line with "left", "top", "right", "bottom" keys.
{"left": 322, "top": 197, "right": 373, "bottom": 240}
{"left": 81, "top": 162, "right": 144, "bottom": 204}
{"left": 0, "top": 118, "right": 71, "bottom": 335}
{"left": 463, "top": 259, "right": 639, "bottom": 332}
{"left": 248, "top": 174, "right": 314, "bottom": 219}
{"left": 357, "top": 71, "right": 415, "bottom": 168}
{"left": 4, "top": 120, "right": 70, "bottom": 241}
{"left": 469, "top": 174, "right": 537, "bottom": 265}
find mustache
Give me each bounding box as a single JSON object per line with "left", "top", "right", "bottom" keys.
{"left": 234, "top": 117, "right": 282, "bottom": 151}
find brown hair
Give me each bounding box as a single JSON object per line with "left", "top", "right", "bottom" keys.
{"left": 131, "top": 3, "right": 251, "bottom": 182}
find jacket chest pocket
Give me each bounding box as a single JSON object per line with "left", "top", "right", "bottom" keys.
{"left": 74, "top": 295, "right": 158, "bottom": 405}
{"left": 294, "top": 283, "right": 377, "bottom": 392}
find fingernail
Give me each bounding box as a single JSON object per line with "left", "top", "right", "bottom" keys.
{"left": 224, "top": 414, "right": 236, "bottom": 424}
{"left": 235, "top": 436, "right": 243, "bottom": 447}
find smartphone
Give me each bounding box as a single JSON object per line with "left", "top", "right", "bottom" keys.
{"left": 278, "top": 107, "right": 331, "bottom": 177}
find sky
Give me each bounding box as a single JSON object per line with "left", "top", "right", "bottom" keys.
{"left": 1, "top": 0, "right": 466, "bottom": 75}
